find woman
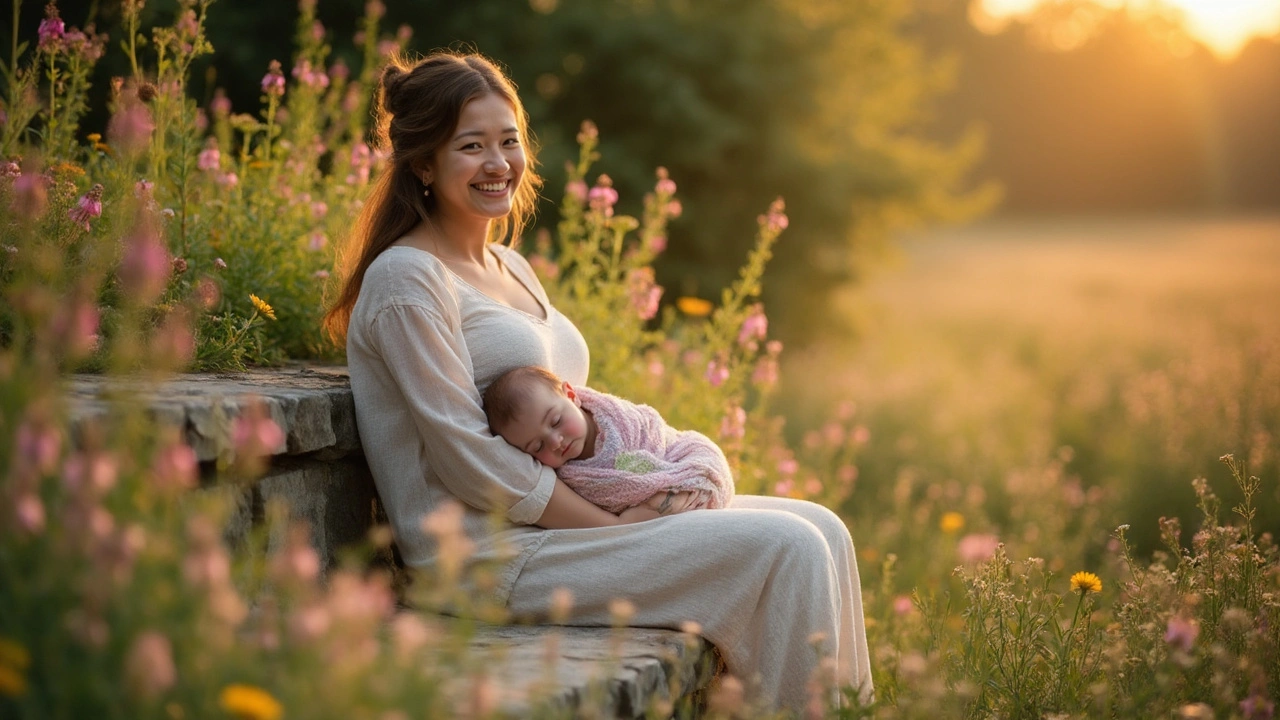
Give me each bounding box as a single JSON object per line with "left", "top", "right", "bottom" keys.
{"left": 324, "top": 51, "right": 872, "bottom": 711}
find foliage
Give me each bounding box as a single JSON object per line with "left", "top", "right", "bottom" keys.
{"left": 0, "top": 0, "right": 413, "bottom": 371}
{"left": 405, "top": 0, "right": 999, "bottom": 344}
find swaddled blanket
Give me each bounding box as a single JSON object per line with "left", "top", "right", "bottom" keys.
{"left": 558, "top": 386, "right": 735, "bottom": 514}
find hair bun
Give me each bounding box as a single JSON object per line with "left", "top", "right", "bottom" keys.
{"left": 379, "top": 64, "right": 408, "bottom": 113}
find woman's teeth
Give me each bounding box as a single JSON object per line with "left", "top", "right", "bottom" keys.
{"left": 474, "top": 181, "right": 508, "bottom": 192}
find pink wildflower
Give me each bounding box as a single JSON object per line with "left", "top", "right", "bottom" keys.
{"left": 1, "top": 161, "right": 19, "bottom": 177}
{"left": 197, "top": 145, "right": 221, "bottom": 171}
{"left": 760, "top": 197, "right": 789, "bottom": 232}
{"left": 1241, "top": 694, "right": 1275, "bottom": 720}
{"left": 654, "top": 167, "right": 677, "bottom": 196}
{"left": 118, "top": 224, "right": 171, "bottom": 302}
{"left": 751, "top": 356, "right": 778, "bottom": 388}
{"left": 577, "top": 120, "right": 598, "bottom": 143}
{"left": 232, "top": 409, "right": 285, "bottom": 458}
{"left": 365, "top": 0, "right": 386, "bottom": 20}
{"left": 310, "top": 201, "right": 328, "bottom": 219}
{"left": 215, "top": 171, "right": 238, "bottom": 188}
{"left": 777, "top": 458, "right": 799, "bottom": 476}
{"left": 68, "top": 184, "right": 104, "bottom": 231}
{"left": 313, "top": 269, "right": 330, "bottom": 280}
{"left": 666, "top": 199, "right": 682, "bottom": 218}
{"left": 957, "top": 533, "right": 1000, "bottom": 564}
{"left": 329, "top": 60, "right": 350, "bottom": 83}
{"left": 719, "top": 406, "right": 747, "bottom": 440}
{"left": 649, "top": 234, "right": 667, "bottom": 253}
{"left": 14, "top": 493, "right": 46, "bottom": 534}
{"left": 150, "top": 442, "right": 197, "bottom": 494}
{"left": 107, "top": 102, "right": 155, "bottom": 154}
{"left": 172, "top": 257, "right": 188, "bottom": 274}
{"left": 37, "top": 10, "right": 65, "bottom": 52}
{"left": 308, "top": 231, "right": 327, "bottom": 251}
{"left": 213, "top": 257, "right": 227, "bottom": 270}
{"left": 565, "top": 179, "right": 588, "bottom": 204}
{"left": 261, "top": 60, "right": 286, "bottom": 97}
{"left": 50, "top": 301, "right": 100, "bottom": 357}
{"left": 134, "top": 179, "right": 154, "bottom": 198}
{"left": 737, "top": 305, "right": 768, "bottom": 347}
{"left": 1164, "top": 616, "right": 1200, "bottom": 652}
{"left": 588, "top": 175, "right": 618, "bottom": 216}
{"left": 11, "top": 170, "right": 47, "bottom": 218}
{"left": 125, "top": 631, "right": 176, "bottom": 700}
{"left": 892, "top": 595, "right": 915, "bottom": 616}
{"left": 626, "top": 267, "right": 662, "bottom": 321}
{"left": 705, "top": 360, "right": 729, "bottom": 387}
{"left": 16, "top": 421, "right": 62, "bottom": 475}
{"left": 195, "top": 277, "right": 221, "bottom": 309}
{"left": 211, "top": 90, "right": 231, "bottom": 115}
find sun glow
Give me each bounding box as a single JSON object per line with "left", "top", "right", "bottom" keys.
{"left": 971, "top": 0, "right": 1280, "bottom": 58}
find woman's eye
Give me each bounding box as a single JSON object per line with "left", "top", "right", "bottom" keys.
{"left": 461, "top": 142, "right": 480, "bottom": 150}
{"left": 531, "top": 442, "right": 541, "bottom": 453}
{"left": 552, "top": 416, "right": 561, "bottom": 427}
{"left": 503, "top": 138, "right": 520, "bottom": 146}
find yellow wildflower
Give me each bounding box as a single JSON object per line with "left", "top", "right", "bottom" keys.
{"left": 249, "top": 294, "right": 277, "bottom": 321}
{"left": 86, "top": 133, "right": 102, "bottom": 143}
{"left": 939, "top": 512, "right": 965, "bottom": 533}
{"left": 0, "top": 664, "right": 25, "bottom": 697}
{"left": 1070, "top": 571, "right": 1102, "bottom": 594}
{"left": 248, "top": 160, "right": 271, "bottom": 169}
{"left": 218, "top": 684, "right": 283, "bottom": 720}
{"left": 0, "top": 638, "right": 29, "bottom": 670}
{"left": 676, "top": 296, "right": 713, "bottom": 317}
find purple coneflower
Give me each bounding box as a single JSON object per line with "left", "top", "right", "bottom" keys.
{"left": 69, "top": 184, "right": 104, "bottom": 231}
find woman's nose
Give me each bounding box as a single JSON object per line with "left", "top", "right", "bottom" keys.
{"left": 482, "top": 153, "right": 509, "bottom": 174}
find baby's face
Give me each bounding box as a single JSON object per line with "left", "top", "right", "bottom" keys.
{"left": 497, "top": 382, "right": 590, "bottom": 469}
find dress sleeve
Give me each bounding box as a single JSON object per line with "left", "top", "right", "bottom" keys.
{"left": 368, "top": 301, "right": 557, "bottom": 525}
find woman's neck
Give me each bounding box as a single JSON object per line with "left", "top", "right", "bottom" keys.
{"left": 406, "top": 214, "right": 494, "bottom": 267}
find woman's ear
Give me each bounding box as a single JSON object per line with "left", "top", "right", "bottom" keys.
{"left": 410, "top": 159, "right": 433, "bottom": 187}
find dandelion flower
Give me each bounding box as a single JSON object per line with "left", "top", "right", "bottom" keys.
{"left": 1069, "top": 571, "right": 1102, "bottom": 594}
{"left": 249, "top": 294, "right": 277, "bottom": 321}
{"left": 218, "top": 683, "right": 283, "bottom": 720}
{"left": 939, "top": 512, "right": 965, "bottom": 533}
{"left": 677, "top": 296, "right": 713, "bottom": 317}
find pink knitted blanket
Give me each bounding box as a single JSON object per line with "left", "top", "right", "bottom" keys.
{"left": 557, "top": 386, "right": 735, "bottom": 514}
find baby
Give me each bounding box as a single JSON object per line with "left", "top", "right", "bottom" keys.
{"left": 483, "top": 366, "right": 735, "bottom": 523}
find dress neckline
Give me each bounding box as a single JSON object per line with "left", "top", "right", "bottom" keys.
{"left": 387, "top": 244, "right": 551, "bottom": 324}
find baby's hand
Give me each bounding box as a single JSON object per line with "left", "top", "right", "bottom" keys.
{"left": 643, "top": 491, "right": 698, "bottom": 516}
{"left": 618, "top": 506, "right": 662, "bottom": 524}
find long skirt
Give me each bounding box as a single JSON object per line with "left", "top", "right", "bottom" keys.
{"left": 506, "top": 495, "right": 873, "bottom": 711}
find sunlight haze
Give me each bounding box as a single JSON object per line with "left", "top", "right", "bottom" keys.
{"left": 972, "top": 0, "right": 1280, "bottom": 57}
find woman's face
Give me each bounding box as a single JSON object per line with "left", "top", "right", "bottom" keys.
{"left": 425, "top": 93, "right": 525, "bottom": 228}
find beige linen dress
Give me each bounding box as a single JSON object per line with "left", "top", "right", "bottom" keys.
{"left": 346, "top": 243, "right": 873, "bottom": 710}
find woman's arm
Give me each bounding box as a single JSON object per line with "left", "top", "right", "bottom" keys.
{"left": 534, "top": 478, "right": 630, "bottom": 528}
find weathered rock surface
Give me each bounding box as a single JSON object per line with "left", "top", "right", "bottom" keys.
{"left": 66, "top": 366, "right": 718, "bottom": 717}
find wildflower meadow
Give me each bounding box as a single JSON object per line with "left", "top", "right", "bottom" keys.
{"left": 1, "top": 1, "right": 1277, "bottom": 718}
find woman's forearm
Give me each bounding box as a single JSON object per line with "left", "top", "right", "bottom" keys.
{"left": 534, "top": 478, "right": 624, "bottom": 529}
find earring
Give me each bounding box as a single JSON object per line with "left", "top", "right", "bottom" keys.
{"left": 421, "top": 172, "right": 431, "bottom": 198}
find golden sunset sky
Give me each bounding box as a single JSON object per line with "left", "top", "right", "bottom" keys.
{"left": 971, "top": 0, "right": 1280, "bottom": 57}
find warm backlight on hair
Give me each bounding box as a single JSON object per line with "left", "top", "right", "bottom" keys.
{"left": 971, "top": 0, "right": 1280, "bottom": 58}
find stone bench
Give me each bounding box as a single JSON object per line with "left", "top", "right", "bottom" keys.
{"left": 67, "top": 366, "right": 719, "bottom": 718}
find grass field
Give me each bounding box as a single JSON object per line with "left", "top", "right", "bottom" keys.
{"left": 783, "top": 215, "right": 1280, "bottom": 582}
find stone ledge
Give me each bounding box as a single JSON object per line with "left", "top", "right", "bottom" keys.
{"left": 464, "top": 624, "right": 717, "bottom": 717}
{"left": 65, "top": 366, "right": 719, "bottom": 717}
{"left": 67, "top": 365, "right": 359, "bottom": 463}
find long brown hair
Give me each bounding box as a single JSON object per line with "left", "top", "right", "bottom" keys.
{"left": 323, "top": 51, "right": 542, "bottom": 343}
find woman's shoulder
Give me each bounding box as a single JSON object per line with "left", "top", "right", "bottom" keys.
{"left": 358, "top": 246, "right": 460, "bottom": 316}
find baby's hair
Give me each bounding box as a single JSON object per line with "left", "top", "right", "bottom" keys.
{"left": 483, "top": 366, "right": 565, "bottom": 433}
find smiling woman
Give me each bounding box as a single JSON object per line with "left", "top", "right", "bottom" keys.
{"left": 972, "top": 0, "right": 1280, "bottom": 57}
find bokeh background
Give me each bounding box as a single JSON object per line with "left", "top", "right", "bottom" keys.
{"left": 8, "top": 0, "right": 1278, "bottom": 557}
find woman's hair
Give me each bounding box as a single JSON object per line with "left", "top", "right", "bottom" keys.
{"left": 323, "top": 51, "right": 542, "bottom": 342}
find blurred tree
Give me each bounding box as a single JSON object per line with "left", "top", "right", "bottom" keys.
{"left": 4, "top": 0, "right": 995, "bottom": 344}
{"left": 404, "top": 0, "right": 997, "bottom": 344}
